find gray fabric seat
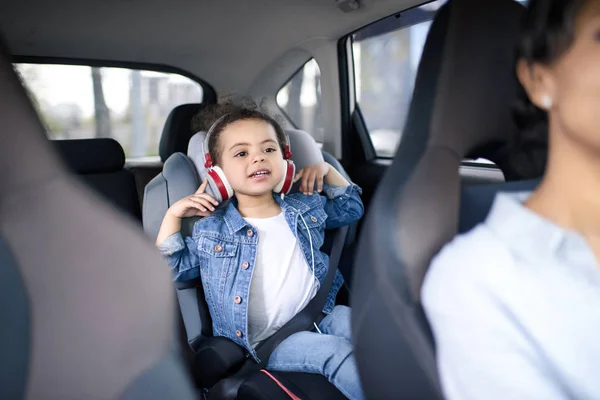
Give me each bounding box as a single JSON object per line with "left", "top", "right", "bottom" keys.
{"left": 143, "top": 129, "right": 348, "bottom": 399}
{"left": 350, "top": 0, "right": 530, "bottom": 398}
{"left": 0, "top": 40, "right": 195, "bottom": 399}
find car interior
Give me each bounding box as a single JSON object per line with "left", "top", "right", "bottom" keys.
{"left": 0, "top": 0, "right": 541, "bottom": 398}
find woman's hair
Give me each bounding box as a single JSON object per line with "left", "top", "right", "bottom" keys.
{"left": 192, "top": 98, "right": 287, "bottom": 165}
{"left": 511, "top": 0, "right": 587, "bottom": 178}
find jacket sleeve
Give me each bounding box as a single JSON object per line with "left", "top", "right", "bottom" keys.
{"left": 157, "top": 232, "right": 200, "bottom": 282}
{"left": 320, "top": 183, "right": 364, "bottom": 229}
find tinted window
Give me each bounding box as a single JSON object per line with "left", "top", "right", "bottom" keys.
{"left": 15, "top": 63, "right": 204, "bottom": 161}
{"left": 276, "top": 59, "right": 324, "bottom": 143}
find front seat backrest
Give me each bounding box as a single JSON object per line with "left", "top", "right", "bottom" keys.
{"left": 0, "top": 39, "right": 195, "bottom": 399}
{"left": 351, "top": 0, "right": 524, "bottom": 398}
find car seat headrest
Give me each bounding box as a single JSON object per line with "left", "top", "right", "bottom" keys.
{"left": 0, "top": 52, "right": 65, "bottom": 196}
{"left": 0, "top": 38, "right": 194, "bottom": 398}
{"left": 285, "top": 129, "right": 324, "bottom": 170}
{"left": 187, "top": 129, "right": 324, "bottom": 198}
{"left": 53, "top": 138, "right": 126, "bottom": 174}
{"left": 159, "top": 103, "right": 202, "bottom": 162}
{"left": 395, "top": 0, "right": 523, "bottom": 299}
{"left": 351, "top": 2, "right": 525, "bottom": 399}
{"left": 422, "top": 2, "right": 520, "bottom": 164}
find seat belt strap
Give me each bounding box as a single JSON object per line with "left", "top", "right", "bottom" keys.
{"left": 253, "top": 225, "right": 349, "bottom": 366}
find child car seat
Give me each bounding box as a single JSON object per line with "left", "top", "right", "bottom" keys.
{"left": 144, "top": 128, "right": 351, "bottom": 399}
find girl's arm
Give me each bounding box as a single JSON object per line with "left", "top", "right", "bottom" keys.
{"left": 295, "top": 162, "right": 364, "bottom": 229}
{"left": 156, "top": 179, "right": 219, "bottom": 281}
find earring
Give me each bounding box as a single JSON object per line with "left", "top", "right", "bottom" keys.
{"left": 541, "top": 95, "right": 553, "bottom": 110}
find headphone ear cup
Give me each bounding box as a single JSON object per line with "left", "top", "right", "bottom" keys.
{"left": 207, "top": 166, "right": 234, "bottom": 202}
{"left": 274, "top": 159, "right": 296, "bottom": 194}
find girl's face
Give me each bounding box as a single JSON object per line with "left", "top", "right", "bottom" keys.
{"left": 519, "top": 0, "right": 600, "bottom": 151}
{"left": 216, "top": 119, "right": 285, "bottom": 197}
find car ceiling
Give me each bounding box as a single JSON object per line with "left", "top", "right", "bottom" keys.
{"left": 1, "top": 0, "right": 422, "bottom": 95}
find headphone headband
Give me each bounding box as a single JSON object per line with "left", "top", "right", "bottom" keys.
{"left": 203, "top": 113, "right": 230, "bottom": 168}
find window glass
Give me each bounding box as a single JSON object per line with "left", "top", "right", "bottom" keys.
{"left": 15, "top": 63, "right": 204, "bottom": 161}
{"left": 276, "top": 59, "right": 324, "bottom": 143}
{"left": 352, "top": 1, "right": 445, "bottom": 157}
{"left": 352, "top": 0, "right": 525, "bottom": 158}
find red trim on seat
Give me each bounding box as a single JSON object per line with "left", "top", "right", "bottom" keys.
{"left": 260, "top": 370, "right": 302, "bottom": 400}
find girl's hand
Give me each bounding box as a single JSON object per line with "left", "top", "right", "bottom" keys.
{"left": 294, "top": 162, "right": 331, "bottom": 195}
{"left": 167, "top": 179, "right": 220, "bottom": 218}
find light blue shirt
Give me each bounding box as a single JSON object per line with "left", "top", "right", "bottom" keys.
{"left": 422, "top": 192, "right": 600, "bottom": 400}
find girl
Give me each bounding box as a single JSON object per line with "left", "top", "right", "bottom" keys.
{"left": 156, "top": 104, "right": 365, "bottom": 399}
{"left": 423, "top": 1, "right": 600, "bottom": 399}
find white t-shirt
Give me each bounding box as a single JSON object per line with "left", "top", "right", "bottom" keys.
{"left": 244, "top": 212, "right": 319, "bottom": 348}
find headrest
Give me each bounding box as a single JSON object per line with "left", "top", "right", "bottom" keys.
{"left": 423, "top": 0, "right": 522, "bottom": 173}
{"left": 396, "top": 0, "right": 523, "bottom": 298}
{"left": 285, "top": 129, "right": 324, "bottom": 170}
{"left": 159, "top": 103, "right": 202, "bottom": 162}
{"left": 187, "top": 129, "right": 324, "bottom": 197}
{"left": 53, "top": 138, "right": 125, "bottom": 174}
{"left": 350, "top": 2, "right": 525, "bottom": 398}
{"left": 0, "top": 36, "right": 194, "bottom": 398}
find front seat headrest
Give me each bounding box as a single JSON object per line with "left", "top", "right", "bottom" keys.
{"left": 53, "top": 138, "right": 126, "bottom": 174}
{"left": 351, "top": 0, "right": 524, "bottom": 399}
{"left": 159, "top": 103, "right": 203, "bottom": 162}
{"left": 0, "top": 39, "right": 195, "bottom": 399}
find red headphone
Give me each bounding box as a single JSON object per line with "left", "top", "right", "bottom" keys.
{"left": 201, "top": 114, "right": 296, "bottom": 202}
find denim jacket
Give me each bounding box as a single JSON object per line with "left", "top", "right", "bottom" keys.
{"left": 158, "top": 183, "right": 364, "bottom": 360}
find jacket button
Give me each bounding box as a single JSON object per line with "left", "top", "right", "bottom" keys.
{"left": 310, "top": 216, "right": 317, "bottom": 223}
{"left": 214, "top": 244, "right": 223, "bottom": 253}
{"left": 241, "top": 261, "right": 249, "bottom": 270}
{"left": 235, "top": 330, "right": 243, "bottom": 338}
{"left": 234, "top": 296, "right": 242, "bottom": 304}
{"left": 247, "top": 229, "right": 254, "bottom": 237}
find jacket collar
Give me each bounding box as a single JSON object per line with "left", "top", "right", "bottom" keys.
{"left": 222, "top": 192, "right": 310, "bottom": 235}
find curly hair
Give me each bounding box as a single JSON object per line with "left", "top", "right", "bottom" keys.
{"left": 191, "top": 98, "right": 288, "bottom": 165}
{"left": 510, "top": 0, "right": 587, "bottom": 179}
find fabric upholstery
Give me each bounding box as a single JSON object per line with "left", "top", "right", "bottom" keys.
{"left": 351, "top": 1, "right": 525, "bottom": 399}
{"left": 0, "top": 39, "right": 195, "bottom": 399}
{"left": 459, "top": 179, "right": 540, "bottom": 234}
{"left": 0, "top": 236, "right": 29, "bottom": 400}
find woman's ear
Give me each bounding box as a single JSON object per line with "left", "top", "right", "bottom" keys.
{"left": 517, "top": 59, "right": 556, "bottom": 110}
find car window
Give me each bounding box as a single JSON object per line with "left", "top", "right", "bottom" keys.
{"left": 351, "top": 0, "right": 526, "bottom": 159}
{"left": 15, "top": 63, "right": 204, "bottom": 161}
{"left": 276, "top": 59, "right": 324, "bottom": 143}
{"left": 351, "top": 1, "right": 445, "bottom": 157}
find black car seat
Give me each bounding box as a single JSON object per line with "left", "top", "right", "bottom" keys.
{"left": 0, "top": 39, "right": 196, "bottom": 398}
{"left": 53, "top": 138, "right": 143, "bottom": 222}
{"left": 143, "top": 129, "right": 349, "bottom": 399}
{"left": 350, "top": 0, "right": 531, "bottom": 399}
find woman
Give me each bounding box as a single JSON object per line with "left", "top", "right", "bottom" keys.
{"left": 423, "top": 1, "right": 600, "bottom": 399}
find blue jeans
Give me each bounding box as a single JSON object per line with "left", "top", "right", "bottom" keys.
{"left": 266, "top": 305, "right": 365, "bottom": 400}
